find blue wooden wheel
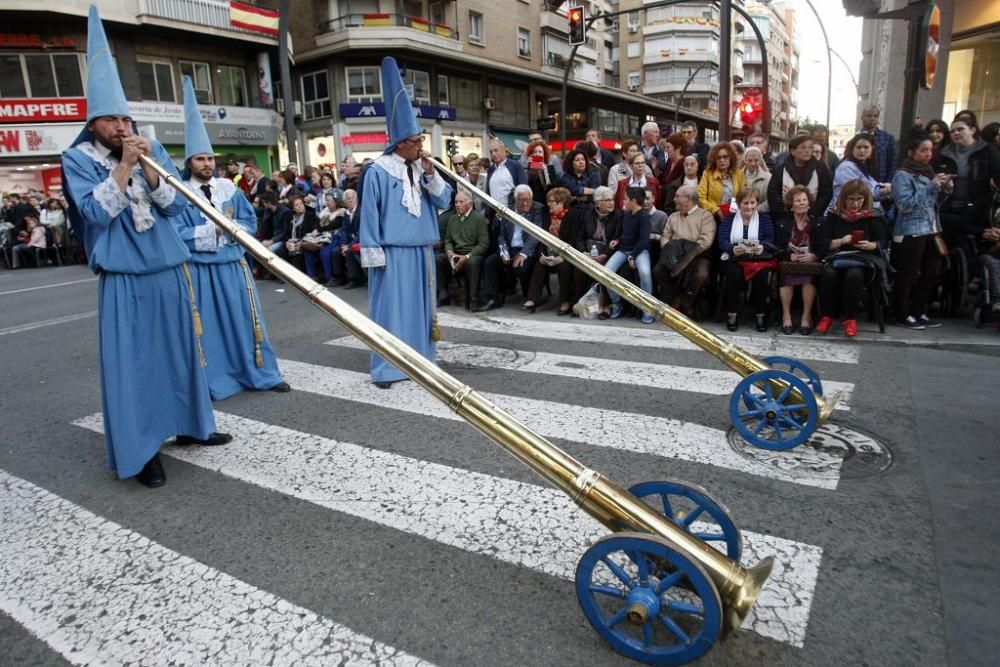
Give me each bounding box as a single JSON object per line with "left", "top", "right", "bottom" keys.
{"left": 576, "top": 532, "right": 723, "bottom": 666}
{"left": 730, "top": 369, "right": 818, "bottom": 450}
{"left": 762, "top": 355, "right": 824, "bottom": 397}
{"left": 628, "top": 480, "right": 742, "bottom": 562}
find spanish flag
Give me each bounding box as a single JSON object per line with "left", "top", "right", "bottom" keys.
{"left": 229, "top": 1, "right": 279, "bottom": 37}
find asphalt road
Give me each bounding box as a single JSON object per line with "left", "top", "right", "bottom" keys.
{"left": 1, "top": 264, "right": 997, "bottom": 666}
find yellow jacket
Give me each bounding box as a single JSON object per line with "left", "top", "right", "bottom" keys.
{"left": 697, "top": 168, "right": 745, "bottom": 216}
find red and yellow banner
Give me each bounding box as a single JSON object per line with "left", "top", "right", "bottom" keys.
{"left": 229, "top": 1, "right": 279, "bottom": 37}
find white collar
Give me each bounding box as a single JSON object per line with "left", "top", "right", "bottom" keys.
{"left": 374, "top": 152, "right": 423, "bottom": 217}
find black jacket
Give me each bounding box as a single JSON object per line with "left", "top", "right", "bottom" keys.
{"left": 933, "top": 139, "right": 1000, "bottom": 225}
{"left": 261, "top": 204, "right": 292, "bottom": 243}
{"left": 498, "top": 201, "right": 546, "bottom": 259}
{"left": 581, "top": 207, "right": 623, "bottom": 249}
{"left": 768, "top": 158, "right": 833, "bottom": 220}
{"left": 540, "top": 207, "right": 585, "bottom": 256}
{"left": 774, "top": 215, "right": 821, "bottom": 259}
{"left": 816, "top": 210, "right": 888, "bottom": 257}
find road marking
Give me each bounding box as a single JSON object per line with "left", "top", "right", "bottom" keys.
{"left": 0, "top": 469, "right": 434, "bottom": 666}
{"left": 436, "top": 311, "right": 861, "bottom": 365}
{"left": 277, "top": 359, "right": 845, "bottom": 489}
{"left": 72, "top": 413, "right": 823, "bottom": 648}
{"left": 327, "top": 337, "right": 854, "bottom": 410}
{"left": 0, "top": 311, "right": 97, "bottom": 337}
{"left": 0, "top": 277, "right": 97, "bottom": 297}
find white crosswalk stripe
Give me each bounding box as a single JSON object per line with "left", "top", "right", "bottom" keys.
{"left": 327, "top": 336, "right": 854, "bottom": 410}
{"left": 72, "top": 412, "right": 823, "bottom": 648}
{"left": 0, "top": 469, "right": 434, "bottom": 666}
{"left": 436, "top": 311, "right": 861, "bottom": 365}
{"left": 277, "top": 358, "right": 847, "bottom": 489}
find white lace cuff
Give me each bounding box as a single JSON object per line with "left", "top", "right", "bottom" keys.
{"left": 193, "top": 222, "right": 219, "bottom": 252}
{"left": 148, "top": 178, "right": 176, "bottom": 208}
{"left": 423, "top": 171, "right": 446, "bottom": 198}
{"left": 93, "top": 177, "right": 129, "bottom": 218}
{"left": 360, "top": 246, "right": 386, "bottom": 268}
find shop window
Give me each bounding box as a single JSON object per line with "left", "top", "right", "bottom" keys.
{"left": 469, "top": 11, "right": 484, "bottom": 45}
{"left": 217, "top": 65, "right": 248, "bottom": 106}
{"left": 436, "top": 74, "right": 449, "bottom": 106}
{"left": 346, "top": 66, "right": 381, "bottom": 103}
{"left": 517, "top": 28, "right": 531, "bottom": 58}
{"left": 301, "top": 70, "right": 331, "bottom": 119}
{"left": 404, "top": 69, "right": 431, "bottom": 105}
{"left": 137, "top": 58, "right": 176, "bottom": 102}
{"left": 0, "top": 53, "right": 83, "bottom": 98}
{"left": 179, "top": 61, "right": 213, "bottom": 104}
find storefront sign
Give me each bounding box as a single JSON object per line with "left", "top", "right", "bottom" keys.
{"left": 341, "top": 133, "right": 389, "bottom": 145}
{"left": 138, "top": 122, "right": 279, "bottom": 146}
{"left": 129, "top": 101, "right": 280, "bottom": 127}
{"left": 339, "top": 103, "right": 456, "bottom": 121}
{"left": 0, "top": 33, "right": 75, "bottom": 49}
{"left": 0, "top": 124, "right": 83, "bottom": 157}
{"left": 0, "top": 98, "right": 87, "bottom": 124}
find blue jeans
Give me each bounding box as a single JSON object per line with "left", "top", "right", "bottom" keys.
{"left": 606, "top": 250, "right": 652, "bottom": 313}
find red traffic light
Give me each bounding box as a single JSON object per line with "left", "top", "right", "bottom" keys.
{"left": 569, "top": 9, "right": 581, "bottom": 22}
{"left": 568, "top": 5, "right": 586, "bottom": 46}
{"left": 741, "top": 101, "right": 754, "bottom": 115}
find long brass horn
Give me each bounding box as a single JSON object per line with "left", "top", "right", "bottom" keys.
{"left": 138, "top": 154, "right": 773, "bottom": 639}
{"left": 435, "top": 160, "right": 839, "bottom": 424}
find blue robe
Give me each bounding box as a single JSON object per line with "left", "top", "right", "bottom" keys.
{"left": 175, "top": 177, "right": 283, "bottom": 400}
{"left": 360, "top": 155, "right": 452, "bottom": 383}
{"left": 62, "top": 139, "right": 216, "bottom": 478}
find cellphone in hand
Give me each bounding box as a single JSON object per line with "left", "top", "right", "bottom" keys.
{"left": 850, "top": 230, "right": 865, "bottom": 245}
{"left": 529, "top": 155, "right": 545, "bottom": 168}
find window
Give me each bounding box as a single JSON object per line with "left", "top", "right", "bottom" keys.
{"left": 429, "top": 1, "right": 445, "bottom": 24}
{"left": 137, "top": 58, "right": 175, "bottom": 102}
{"left": 627, "top": 71, "right": 640, "bottom": 89}
{"left": 469, "top": 11, "right": 484, "bottom": 44}
{"left": 404, "top": 69, "right": 430, "bottom": 105}
{"left": 0, "top": 53, "right": 83, "bottom": 97}
{"left": 627, "top": 42, "right": 640, "bottom": 58}
{"left": 436, "top": 74, "right": 449, "bottom": 106}
{"left": 346, "top": 66, "right": 380, "bottom": 103}
{"left": 217, "top": 65, "right": 247, "bottom": 106}
{"left": 517, "top": 28, "right": 531, "bottom": 58}
{"left": 301, "top": 70, "right": 331, "bottom": 119}
{"left": 179, "top": 61, "right": 213, "bottom": 104}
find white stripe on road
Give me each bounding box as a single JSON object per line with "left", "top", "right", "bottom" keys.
{"left": 0, "top": 277, "right": 97, "bottom": 297}
{"left": 0, "top": 469, "right": 433, "bottom": 666}
{"left": 0, "top": 311, "right": 97, "bottom": 337}
{"left": 278, "top": 359, "right": 844, "bottom": 489}
{"left": 436, "top": 311, "right": 861, "bottom": 365}
{"left": 72, "top": 413, "right": 823, "bottom": 648}
{"left": 327, "top": 337, "right": 854, "bottom": 410}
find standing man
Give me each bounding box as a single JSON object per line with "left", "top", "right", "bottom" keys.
{"left": 486, "top": 137, "right": 527, "bottom": 210}
{"left": 177, "top": 75, "right": 289, "bottom": 400}
{"left": 360, "top": 57, "right": 453, "bottom": 388}
{"left": 639, "top": 121, "right": 665, "bottom": 178}
{"left": 586, "top": 128, "right": 617, "bottom": 170}
{"left": 680, "top": 120, "right": 710, "bottom": 168}
{"left": 61, "top": 6, "right": 227, "bottom": 489}
{"left": 811, "top": 125, "right": 841, "bottom": 174}
{"left": 862, "top": 106, "right": 897, "bottom": 186}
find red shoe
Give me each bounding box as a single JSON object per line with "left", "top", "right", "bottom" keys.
{"left": 844, "top": 319, "right": 858, "bottom": 337}
{"left": 815, "top": 316, "right": 834, "bottom": 334}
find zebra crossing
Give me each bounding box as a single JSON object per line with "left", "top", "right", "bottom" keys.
{"left": 3, "top": 310, "right": 869, "bottom": 665}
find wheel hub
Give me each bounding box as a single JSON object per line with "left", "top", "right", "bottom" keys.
{"left": 625, "top": 581, "right": 661, "bottom": 626}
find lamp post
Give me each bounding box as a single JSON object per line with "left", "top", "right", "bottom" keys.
{"left": 802, "top": 0, "right": 832, "bottom": 129}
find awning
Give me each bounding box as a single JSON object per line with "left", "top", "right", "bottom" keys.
{"left": 489, "top": 128, "right": 531, "bottom": 158}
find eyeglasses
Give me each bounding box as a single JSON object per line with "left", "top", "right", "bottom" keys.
{"left": 453, "top": 161, "right": 464, "bottom": 165}
{"left": 401, "top": 136, "right": 425, "bottom": 145}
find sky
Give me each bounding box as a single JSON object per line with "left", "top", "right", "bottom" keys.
{"left": 786, "top": 0, "right": 864, "bottom": 127}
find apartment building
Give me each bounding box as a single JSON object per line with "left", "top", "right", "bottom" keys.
{"left": 736, "top": 1, "right": 795, "bottom": 142}
{"left": 0, "top": 0, "right": 284, "bottom": 196}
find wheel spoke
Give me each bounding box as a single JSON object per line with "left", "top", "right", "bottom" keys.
{"left": 659, "top": 493, "right": 675, "bottom": 519}
{"left": 777, "top": 383, "right": 793, "bottom": 403}
{"left": 666, "top": 599, "right": 704, "bottom": 615}
{"left": 590, "top": 583, "right": 625, "bottom": 598}
{"left": 658, "top": 611, "right": 693, "bottom": 645}
{"left": 693, "top": 531, "right": 723, "bottom": 542}
{"left": 778, "top": 414, "right": 803, "bottom": 431}
{"left": 773, "top": 420, "right": 783, "bottom": 441}
{"left": 752, "top": 419, "right": 768, "bottom": 436}
{"left": 764, "top": 380, "right": 774, "bottom": 401}
{"left": 681, "top": 506, "right": 706, "bottom": 527}
{"left": 602, "top": 556, "right": 632, "bottom": 586}
{"left": 606, "top": 606, "right": 629, "bottom": 628}
{"left": 739, "top": 408, "right": 764, "bottom": 419}
{"left": 631, "top": 550, "right": 650, "bottom": 580}
{"left": 656, "top": 570, "right": 684, "bottom": 594}
{"left": 782, "top": 403, "right": 807, "bottom": 412}
{"left": 642, "top": 618, "right": 653, "bottom": 648}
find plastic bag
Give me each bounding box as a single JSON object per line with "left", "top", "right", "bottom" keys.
{"left": 573, "top": 284, "right": 602, "bottom": 319}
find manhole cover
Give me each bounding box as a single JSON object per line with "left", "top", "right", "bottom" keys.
{"left": 727, "top": 422, "right": 893, "bottom": 480}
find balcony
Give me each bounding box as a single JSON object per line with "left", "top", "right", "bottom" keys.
{"left": 317, "top": 13, "right": 462, "bottom": 53}
{"left": 136, "top": 0, "right": 278, "bottom": 44}
{"left": 645, "top": 48, "right": 718, "bottom": 66}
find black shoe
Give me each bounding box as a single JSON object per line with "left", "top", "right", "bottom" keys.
{"left": 175, "top": 432, "right": 233, "bottom": 447}
{"left": 326, "top": 279, "right": 346, "bottom": 288}
{"left": 136, "top": 454, "right": 166, "bottom": 488}
{"left": 598, "top": 311, "right": 610, "bottom": 320}
{"left": 556, "top": 307, "right": 573, "bottom": 316}
{"left": 755, "top": 314, "right": 768, "bottom": 332}
{"left": 343, "top": 282, "right": 360, "bottom": 290}
{"left": 781, "top": 324, "right": 795, "bottom": 335}
{"left": 374, "top": 381, "right": 392, "bottom": 389}
{"left": 522, "top": 302, "right": 537, "bottom": 313}
{"left": 437, "top": 296, "right": 452, "bottom": 307}
{"left": 799, "top": 325, "right": 813, "bottom": 336}
{"left": 269, "top": 381, "right": 291, "bottom": 393}
{"left": 474, "top": 299, "right": 500, "bottom": 313}
{"left": 726, "top": 313, "right": 738, "bottom": 332}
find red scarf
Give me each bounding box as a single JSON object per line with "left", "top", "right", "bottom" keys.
{"left": 549, "top": 208, "right": 567, "bottom": 235}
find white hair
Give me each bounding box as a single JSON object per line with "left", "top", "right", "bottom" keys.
{"left": 514, "top": 184, "right": 533, "bottom": 198}
{"left": 641, "top": 121, "right": 659, "bottom": 135}
{"left": 676, "top": 184, "right": 698, "bottom": 201}
{"left": 593, "top": 185, "right": 613, "bottom": 202}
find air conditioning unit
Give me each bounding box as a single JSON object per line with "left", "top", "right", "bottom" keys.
{"left": 482, "top": 97, "right": 496, "bottom": 110}
{"left": 275, "top": 99, "right": 303, "bottom": 117}
{"left": 628, "top": 84, "right": 639, "bottom": 91}
{"left": 628, "top": 21, "right": 639, "bottom": 33}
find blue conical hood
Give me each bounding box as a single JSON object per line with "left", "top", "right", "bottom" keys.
{"left": 381, "top": 57, "right": 420, "bottom": 153}
{"left": 182, "top": 75, "right": 214, "bottom": 162}
{"left": 84, "top": 4, "right": 130, "bottom": 123}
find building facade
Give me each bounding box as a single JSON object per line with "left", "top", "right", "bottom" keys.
{"left": 736, "top": 1, "right": 796, "bottom": 142}
{"left": 0, "top": 0, "right": 282, "bottom": 196}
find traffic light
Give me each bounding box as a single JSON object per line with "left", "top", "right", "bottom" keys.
{"left": 739, "top": 95, "right": 762, "bottom": 131}
{"left": 445, "top": 138, "right": 459, "bottom": 156}
{"left": 568, "top": 6, "right": 586, "bottom": 46}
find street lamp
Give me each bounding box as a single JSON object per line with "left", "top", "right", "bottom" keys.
{"left": 802, "top": 0, "right": 832, "bottom": 129}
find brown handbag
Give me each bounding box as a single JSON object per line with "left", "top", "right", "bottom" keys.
{"left": 932, "top": 233, "right": 948, "bottom": 257}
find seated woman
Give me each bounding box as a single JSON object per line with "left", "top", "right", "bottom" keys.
{"left": 523, "top": 187, "right": 586, "bottom": 314}
{"left": 815, "top": 179, "right": 890, "bottom": 337}
{"left": 614, "top": 151, "right": 660, "bottom": 210}
{"left": 560, "top": 149, "right": 601, "bottom": 212}
{"left": 580, "top": 186, "right": 622, "bottom": 318}
{"left": 742, "top": 147, "right": 771, "bottom": 213}
{"left": 662, "top": 155, "right": 700, "bottom": 215}
{"left": 524, "top": 138, "right": 560, "bottom": 205}
{"left": 302, "top": 192, "right": 345, "bottom": 284}
{"left": 13, "top": 213, "right": 47, "bottom": 268}
{"left": 41, "top": 198, "right": 68, "bottom": 247}
{"left": 698, "top": 141, "right": 745, "bottom": 224}
{"left": 605, "top": 186, "right": 655, "bottom": 323}
{"left": 775, "top": 185, "right": 821, "bottom": 335}
{"left": 718, "top": 187, "right": 775, "bottom": 332}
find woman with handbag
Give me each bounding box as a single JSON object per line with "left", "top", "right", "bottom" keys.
{"left": 891, "top": 133, "right": 953, "bottom": 330}
{"left": 775, "top": 185, "right": 821, "bottom": 335}
{"left": 718, "top": 187, "right": 775, "bottom": 332}
{"left": 523, "top": 187, "right": 586, "bottom": 315}
{"left": 698, "top": 142, "right": 745, "bottom": 225}
{"left": 815, "top": 180, "right": 890, "bottom": 337}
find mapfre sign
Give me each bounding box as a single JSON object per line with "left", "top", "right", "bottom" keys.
{"left": 0, "top": 98, "right": 87, "bottom": 124}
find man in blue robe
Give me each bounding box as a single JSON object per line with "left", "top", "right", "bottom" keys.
{"left": 360, "top": 57, "right": 452, "bottom": 388}
{"left": 62, "top": 5, "right": 230, "bottom": 488}
{"left": 176, "top": 76, "right": 288, "bottom": 400}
